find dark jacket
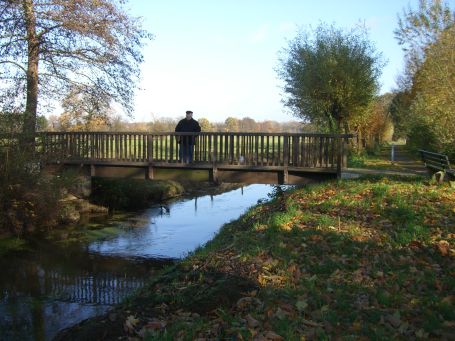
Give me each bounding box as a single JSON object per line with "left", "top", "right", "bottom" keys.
{"left": 175, "top": 118, "right": 201, "bottom": 144}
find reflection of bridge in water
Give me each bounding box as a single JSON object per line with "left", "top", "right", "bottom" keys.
{"left": 42, "top": 270, "right": 146, "bottom": 305}
{"left": 39, "top": 131, "right": 353, "bottom": 184}
{"left": 0, "top": 250, "right": 166, "bottom": 306}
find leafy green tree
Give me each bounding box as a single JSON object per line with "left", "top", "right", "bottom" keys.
{"left": 278, "top": 24, "right": 383, "bottom": 133}
{"left": 389, "top": 90, "right": 414, "bottom": 139}
{"left": 394, "top": 0, "right": 455, "bottom": 156}
{"left": 224, "top": 117, "right": 239, "bottom": 132}
{"left": 59, "top": 85, "right": 113, "bottom": 131}
{"left": 198, "top": 118, "right": 213, "bottom": 131}
{"left": 409, "top": 24, "right": 455, "bottom": 156}
{"left": 0, "top": 0, "right": 152, "bottom": 144}
{"left": 395, "top": 0, "right": 454, "bottom": 89}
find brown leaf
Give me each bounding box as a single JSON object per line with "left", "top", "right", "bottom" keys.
{"left": 236, "top": 296, "right": 262, "bottom": 311}
{"left": 437, "top": 240, "right": 450, "bottom": 256}
{"left": 246, "top": 314, "right": 260, "bottom": 328}
{"left": 442, "top": 295, "right": 455, "bottom": 305}
{"left": 302, "top": 319, "right": 323, "bottom": 327}
{"left": 443, "top": 321, "right": 455, "bottom": 328}
{"left": 144, "top": 319, "right": 166, "bottom": 331}
{"left": 123, "top": 315, "right": 140, "bottom": 334}
{"left": 257, "top": 331, "right": 284, "bottom": 341}
{"left": 409, "top": 240, "right": 423, "bottom": 249}
{"left": 385, "top": 312, "right": 401, "bottom": 328}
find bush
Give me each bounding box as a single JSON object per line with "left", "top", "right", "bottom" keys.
{"left": 0, "top": 146, "right": 74, "bottom": 236}
{"left": 406, "top": 120, "right": 439, "bottom": 154}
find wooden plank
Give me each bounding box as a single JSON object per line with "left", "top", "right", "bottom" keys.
{"left": 283, "top": 135, "right": 289, "bottom": 166}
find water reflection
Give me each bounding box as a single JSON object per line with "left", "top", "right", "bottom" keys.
{"left": 0, "top": 249, "right": 165, "bottom": 340}
{"left": 0, "top": 184, "right": 278, "bottom": 340}
{"left": 88, "top": 184, "right": 273, "bottom": 259}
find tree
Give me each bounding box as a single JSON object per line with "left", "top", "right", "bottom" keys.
{"left": 278, "top": 24, "right": 383, "bottom": 132}
{"left": 239, "top": 117, "right": 256, "bottom": 132}
{"left": 0, "top": 0, "right": 151, "bottom": 144}
{"left": 409, "top": 24, "right": 455, "bottom": 156}
{"left": 351, "top": 93, "right": 394, "bottom": 149}
{"left": 198, "top": 118, "right": 213, "bottom": 131}
{"left": 59, "top": 85, "right": 113, "bottom": 131}
{"left": 389, "top": 90, "right": 414, "bottom": 139}
{"left": 224, "top": 117, "right": 239, "bottom": 132}
{"left": 393, "top": 0, "right": 455, "bottom": 156}
{"left": 394, "top": 0, "right": 454, "bottom": 89}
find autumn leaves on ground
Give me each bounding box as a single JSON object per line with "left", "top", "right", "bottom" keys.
{"left": 60, "top": 173, "right": 455, "bottom": 341}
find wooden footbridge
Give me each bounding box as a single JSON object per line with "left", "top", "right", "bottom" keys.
{"left": 40, "top": 132, "right": 352, "bottom": 184}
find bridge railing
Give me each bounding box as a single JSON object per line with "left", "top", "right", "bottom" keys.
{"left": 38, "top": 132, "right": 352, "bottom": 168}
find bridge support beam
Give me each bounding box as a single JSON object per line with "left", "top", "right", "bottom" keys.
{"left": 146, "top": 165, "right": 154, "bottom": 180}
{"left": 210, "top": 166, "right": 219, "bottom": 184}
{"left": 283, "top": 167, "right": 289, "bottom": 184}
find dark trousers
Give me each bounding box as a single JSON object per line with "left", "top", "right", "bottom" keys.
{"left": 179, "top": 144, "right": 194, "bottom": 163}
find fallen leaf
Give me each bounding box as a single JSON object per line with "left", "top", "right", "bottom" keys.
{"left": 144, "top": 319, "right": 166, "bottom": 331}
{"left": 246, "top": 314, "right": 260, "bottom": 328}
{"left": 296, "top": 300, "right": 308, "bottom": 312}
{"left": 443, "top": 321, "right": 455, "bottom": 328}
{"left": 415, "top": 329, "right": 429, "bottom": 338}
{"left": 302, "top": 319, "right": 323, "bottom": 327}
{"left": 262, "top": 331, "right": 284, "bottom": 340}
{"left": 442, "top": 295, "right": 455, "bottom": 305}
{"left": 437, "top": 240, "right": 450, "bottom": 256}
{"left": 124, "top": 315, "right": 140, "bottom": 334}
{"left": 385, "top": 312, "right": 401, "bottom": 328}
{"left": 352, "top": 321, "right": 362, "bottom": 331}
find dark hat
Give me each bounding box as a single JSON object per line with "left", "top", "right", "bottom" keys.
{"left": 186, "top": 110, "right": 193, "bottom": 114}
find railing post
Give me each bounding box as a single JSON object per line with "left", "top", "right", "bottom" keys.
{"left": 229, "top": 134, "right": 234, "bottom": 164}
{"left": 211, "top": 134, "right": 218, "bottom": 183}
{"left": 283, "top": 134, "right": 289, "bottom": 184}
{"left": 343, "top": 135, "right": 348, "bottom": 168}
{"left": 336, "top": 134, "right": 342, "bottom": 179}
{"left": 147, "top": 134, "right": 153, "bottom": 162}
{"left": 283, "top": 134, "right": 289, "bottom": 166}
{"left": 146, "top": 133, "right": 153, "bottom": 181}
{"left": 292, "top": 135, "right": 299, "bottom": 166}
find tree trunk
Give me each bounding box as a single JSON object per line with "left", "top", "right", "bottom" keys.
{"left": 22, "top": 0, "right": 39, "bottom": 150}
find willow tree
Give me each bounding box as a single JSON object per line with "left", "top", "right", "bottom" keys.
{"left": 278, "top": 24, "right": 383, "bottom": 133}
{"left": 0, "top": 0, "right": 152, "bottom": 145}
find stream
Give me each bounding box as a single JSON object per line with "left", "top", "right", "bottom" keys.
{"left": 0, "top": 184, "right": 278, "bottom": 340}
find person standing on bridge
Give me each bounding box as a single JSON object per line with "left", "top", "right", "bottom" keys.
{"left": 175, "top": 110, "right": 201, "bottom": 163}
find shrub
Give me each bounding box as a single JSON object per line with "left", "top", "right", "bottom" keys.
{"left": 0, "top": 146, "right": 73, "bottom": 236}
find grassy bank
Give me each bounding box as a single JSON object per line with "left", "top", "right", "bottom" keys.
{"left": 58, "top": 175, "right": 455, "bottom": 340}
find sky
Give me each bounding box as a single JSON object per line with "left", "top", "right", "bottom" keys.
{"left": 127, "top": 0, "right": 414, "bottom": 123}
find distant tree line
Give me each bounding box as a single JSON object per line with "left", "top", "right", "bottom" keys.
{"left": 43, "top": 114, "right": 310, "bottom": 133}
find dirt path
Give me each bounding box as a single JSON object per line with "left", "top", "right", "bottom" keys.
{"left": 344, "top": 145, "right": 428, "bottom": 178}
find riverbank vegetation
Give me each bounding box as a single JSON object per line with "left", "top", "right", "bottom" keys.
{"left": 91, "top": 178, "right": 184, "bottom": 211}
{"left": 58, "top": 175, "right": 455, "bottom": 340}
